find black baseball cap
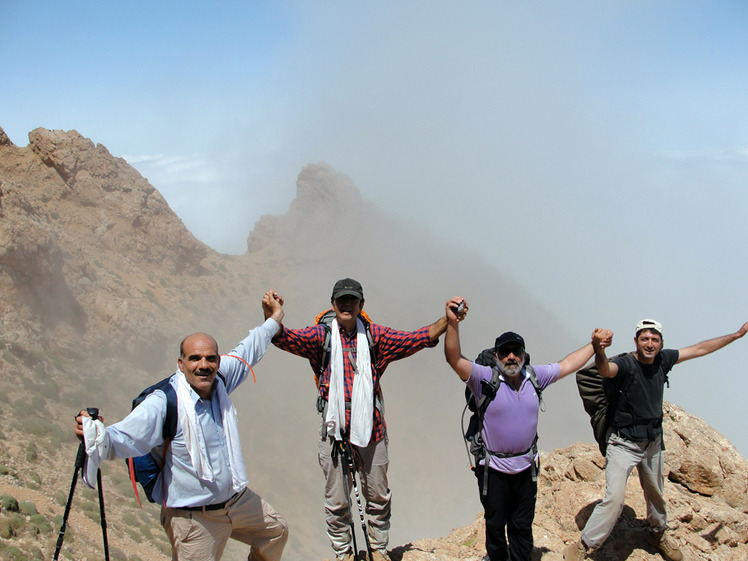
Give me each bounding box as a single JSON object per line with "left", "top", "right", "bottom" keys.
{"left": 331, "top": 278, "right": 364, "bottom": 300}
{"left": 494, "top": 331, "right": 525, "bottom": 352}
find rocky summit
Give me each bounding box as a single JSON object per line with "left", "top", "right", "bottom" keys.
{"left": 1, "top": 126, "right": 746, "bottom": 561}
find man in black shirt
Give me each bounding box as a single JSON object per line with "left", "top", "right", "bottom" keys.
{"left": 564, "top": 318, "right": 747, "bottom": 561}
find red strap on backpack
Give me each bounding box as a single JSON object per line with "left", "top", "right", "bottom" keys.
{"left": 127, "top": 438, "right": 172, "bottom": 508}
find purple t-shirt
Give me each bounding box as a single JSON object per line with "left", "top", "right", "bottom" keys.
{"left": 467, "top": 362, "right": 560, "bottom": 474}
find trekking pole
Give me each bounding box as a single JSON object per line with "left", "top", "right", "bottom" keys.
{"left": 54, "top": 408, "right": 109, "bottom": 561}
{"left": 96, "top": 467, "right": 110, "bottom": 561}
{"left": 342, "top": 441, "right": 374, "bottom": 561}
{"left": 335, "top": 440, "right": 359, "bottom": 559}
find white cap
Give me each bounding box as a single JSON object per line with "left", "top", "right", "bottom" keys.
{"left": 635, "top": 318, "right": 663, "bottom": 337}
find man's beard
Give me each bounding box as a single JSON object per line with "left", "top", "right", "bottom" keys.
{"left": 498, "top": 357, "right": 525, "bottom": 377}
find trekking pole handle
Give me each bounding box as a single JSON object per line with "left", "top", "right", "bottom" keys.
{"left": 74, "top": 407, "right": 100, "bottom": 469}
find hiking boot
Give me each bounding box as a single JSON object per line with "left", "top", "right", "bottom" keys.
{"left": 563, "top": 539, "right": 588, "bottom": 561}
{"left": 336, "top": 552, "right": 355, "bottom": 561}
{"left": 647, "top": 530, "right": 683, "bottom": 561}
{"left": 370, "top": 550, "right": 390, "bottom": 561}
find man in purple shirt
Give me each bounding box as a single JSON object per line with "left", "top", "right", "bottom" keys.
{"left": 444, "top": 296, "right": 612, "bottom": 561}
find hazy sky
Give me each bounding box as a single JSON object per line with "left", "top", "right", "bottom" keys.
{"left": 3, "top": 0, "right": 747, "bottom": 455}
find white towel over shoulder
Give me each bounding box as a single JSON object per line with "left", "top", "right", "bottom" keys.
{"left": 325, "top": 318, "right": 373, "bottom": 447}
{"left": 175, "top": 370, "right": 247, "bottom": 493}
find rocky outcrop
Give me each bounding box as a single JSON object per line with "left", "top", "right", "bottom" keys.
{"left": 0, "top": 126, "right": 216, "bottom": 365}
{"left": 664, "top": 403, "right": 747, "bottom": 508}
{"left": 0, "top": 127, "right": 12, "bottom": 146}
{"left": 247, "top": 162, "right": 374, "bottom": 266}
{"left": 25, "top": 127, "right": 208, "bottom": 272}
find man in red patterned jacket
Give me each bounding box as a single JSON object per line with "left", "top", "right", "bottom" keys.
{"left": 263, "top": 278, "right": 447, "bottom": 561}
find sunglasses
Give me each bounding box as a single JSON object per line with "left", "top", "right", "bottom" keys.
{"left": 497, "top": 346, "right": 525, "bottom": 357}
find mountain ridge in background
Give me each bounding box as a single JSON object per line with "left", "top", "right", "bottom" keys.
{"left": 1, "top": 126, "right": 745, "bottom": 561}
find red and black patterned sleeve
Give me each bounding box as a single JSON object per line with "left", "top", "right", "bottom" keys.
{"left": 272, "top": 324, "right": 326, "bottom": 373}
{"left": 371, "top": 323, "right": 438, "bottom": 374}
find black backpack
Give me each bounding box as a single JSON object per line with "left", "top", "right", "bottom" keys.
{"left": 462, "top": 348, "right": 544, "bottom": 494}
{"left": 575, "top": 352, "right": 641, "bottom": 456}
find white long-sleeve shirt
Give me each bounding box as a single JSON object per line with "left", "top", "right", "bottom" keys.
{"left": 99, "top": 318, "right": 278, "bottom": 507}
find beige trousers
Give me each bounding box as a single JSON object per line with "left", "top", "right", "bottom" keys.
{"left": 318, "top": 435, "right": 391, "bottom": 557}
{"left": 161, "top": 487, "right": 289, "bottom": 561}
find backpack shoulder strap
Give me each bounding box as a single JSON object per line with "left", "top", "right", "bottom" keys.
{"left": 607, "top": 352, "right": 637, "bottom": 397}
{"left": 360, "top": 315, "right": 377, "bottom": 366}
{"left": 161, "top": 381, "right": 178, "bottom": 441}
{"left": 475, "top": 366, "right": 502, "bottom": 417}
{"left": 525, "top": 364, "right": 545, "bottom": 412}
{"left": 132, "top": 375, "right": 178, "bottom": 440}
{"left": 317, "top": 310, "right": 377, "bottom": 381}
{"left": 317, "top": 310, "right": 335, "bottom": 380}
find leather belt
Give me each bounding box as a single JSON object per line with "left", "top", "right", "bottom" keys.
{"left": 180, "top": 492, "right": 238, "bottom": 512}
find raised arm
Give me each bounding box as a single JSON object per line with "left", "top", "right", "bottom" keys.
{"left": 444, "top": 296, "right": 472, "bottom": 381}
{"left": 262, "top": 290, "right": 285, "bottom": 336}
{"left": 592, "top": 328, "right": 619, "bottom": 378}
{"left": 676, "top": 321, "right": 748, "bottom": 364}
{"left": 558, "top": 328, "right": 613, "bottom": 379}
{"left": 428, "top": 314, "right": 449, "bottom": 342}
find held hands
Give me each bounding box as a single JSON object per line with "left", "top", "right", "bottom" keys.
{"left": 592, "top": 328, "right": 613, "bottom": 351}
{"left": 446, "top": 296, "right": 468, "bottom": 322}
{"left": 262, "top": 290, "right": 285, "bottom": 323}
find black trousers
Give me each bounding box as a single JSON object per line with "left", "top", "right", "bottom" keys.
{"left": 475, "top": 464, "right": 537, "bottom": 561}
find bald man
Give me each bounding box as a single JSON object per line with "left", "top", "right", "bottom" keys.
{"left": 74, "top": 290, "right": 289, "bottom": 561}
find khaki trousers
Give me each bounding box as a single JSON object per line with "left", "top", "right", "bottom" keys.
{"left": 161, "top": 487, "right": 289, "bottom": 561}
{"left": 318, "top": 435, "right": 391, "bottom": 557}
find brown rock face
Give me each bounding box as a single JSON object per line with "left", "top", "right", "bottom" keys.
{"left": 25, "top": 127, "right": 208, "bottom": 273}
{"left": 664, "top": 403, "right": 747, "bottom": 509}
{"left": 0, "top": 127, "right": 214, "bottom": 367}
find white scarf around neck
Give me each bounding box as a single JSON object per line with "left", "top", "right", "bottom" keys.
{"left": 326, "top": 317, "right": 373, "bottom": 447}
{"left": 175, "top": 370, "right": 247, "bottom": 493}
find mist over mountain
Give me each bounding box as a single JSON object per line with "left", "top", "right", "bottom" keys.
{"left": 1, "top": 127, "right": 745, "bottom": 561}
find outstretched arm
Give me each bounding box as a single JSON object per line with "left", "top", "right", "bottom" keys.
{"left": 557, "top": 328, "right": 613, "bottom": 379}
{"left": 444, "top": 297, "right": 472, "bottom": 381}
{"left": 676, "top": 321, "right": 748, "bottom": 364}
